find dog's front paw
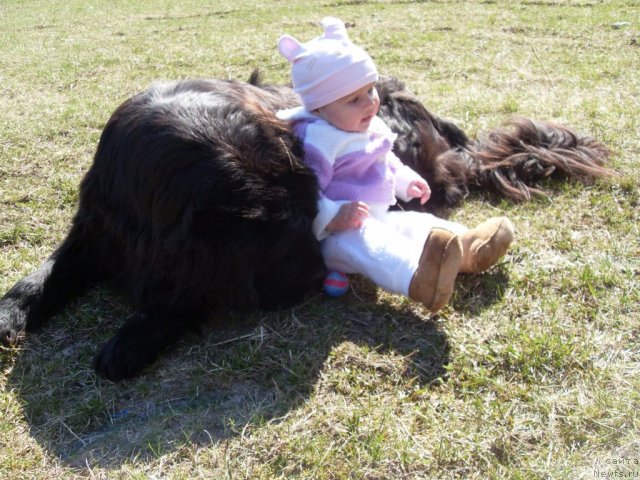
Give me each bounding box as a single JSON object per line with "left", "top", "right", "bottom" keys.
{"left": 93, "top": 333, "right": 154, "bottom": 381}
{"left": 0, "top": 299, "right": 28, "bottom": 345}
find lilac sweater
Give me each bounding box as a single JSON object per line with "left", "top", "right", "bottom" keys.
{"left": 277, "top": 107, "right": 423, "bottom": 239}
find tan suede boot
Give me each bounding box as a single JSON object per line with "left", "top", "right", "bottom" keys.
{"left": 408, "top": 228, "right": 463, "bottom": 313}
{"left": 459, "top": 217, "right": 514, "bottom": 274}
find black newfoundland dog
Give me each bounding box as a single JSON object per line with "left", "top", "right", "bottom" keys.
{"left": 0, "top": 73, "right": 610, "bottom": 380}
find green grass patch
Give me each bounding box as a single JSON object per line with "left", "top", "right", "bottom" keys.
{"left": 1, "top": 0, "right": 639, "bottom": 478}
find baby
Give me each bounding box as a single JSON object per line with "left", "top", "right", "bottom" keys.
{"left": 277, "top": 17, "right": 514, "bottom": 312}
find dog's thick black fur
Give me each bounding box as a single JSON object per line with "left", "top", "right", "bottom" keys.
{"left": 0, "top": 78, "right": 325, "bottom": 380}
{"left": 0, "top": 74, "right": 611, "bottom": 380}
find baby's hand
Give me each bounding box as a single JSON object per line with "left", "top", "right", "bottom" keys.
{"left": 407, "top": 179, "right": 431, "bottom": 205}
{"left": 326, "top": 201, "right": 370, "bottom": 232}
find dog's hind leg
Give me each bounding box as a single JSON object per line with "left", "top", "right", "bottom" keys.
{"left": 0, "top": 223, "right": 109, "bottom": 344}
{"left": 93, "top": 309, "right": 202, "bottom": 381}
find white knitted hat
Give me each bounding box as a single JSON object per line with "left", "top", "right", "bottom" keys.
{"left": 277, "top": 17, "right": 379, "bottom": 111}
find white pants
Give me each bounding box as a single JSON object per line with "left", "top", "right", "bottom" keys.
{"left": 321, "top": 206, "right": 468, "bottom": 296}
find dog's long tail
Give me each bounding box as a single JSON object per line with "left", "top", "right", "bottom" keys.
{"left": 376, "top": 76, "right": 613, "bottom": 209}
{"left": 460, "top": 116, "right": 613, "bottom": 201}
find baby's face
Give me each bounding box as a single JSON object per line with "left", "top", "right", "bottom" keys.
{"left": 315, "top": 83, "right": 380, "bottom": 133}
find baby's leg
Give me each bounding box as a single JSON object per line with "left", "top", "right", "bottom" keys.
{"left": 386, "top": 211, "right": 514, "bottom": 274}
{"left": 323, "top": 215, "right": 463, "bottom": 312}
{"left": 385, "top": 210, "right": 468, "bottom": 242}
{"left": 321, "top": 216, "right": 422, "bottom": 296}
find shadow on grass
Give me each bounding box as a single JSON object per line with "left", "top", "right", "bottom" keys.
{"left": 1, "top": 271, "right": 509, "bottom": 471}
{"left": 452, "top": 266, "right": 510, "bottom": 314}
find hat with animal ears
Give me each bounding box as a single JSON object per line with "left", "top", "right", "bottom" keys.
{"left": 277, "top": 17, "right": 378, "bottom": 111}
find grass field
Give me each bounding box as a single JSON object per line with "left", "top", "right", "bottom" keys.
{"left": 0, "top": 0, "right": 638, "bottom": 478}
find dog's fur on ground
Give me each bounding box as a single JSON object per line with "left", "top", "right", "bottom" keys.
{"left": 0, "top": 74, "right": 611, "bottom": 380}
